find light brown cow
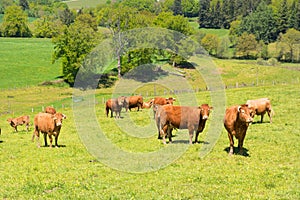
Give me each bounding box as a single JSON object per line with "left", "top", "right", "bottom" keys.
{"left": 45, "top": 106, "right": 56, "bottom": 115}
{"left": 106, "top": 96, "right": 126, "bottom": 118}
{"left": 124, "top": 95, "right": 144, "bottom": 111}
{"left": 32, "top": 112, "right": 66, "bottom": 148}
{"left": 7, "top": 115, "right": 30, "bottom": 132}
{"left": 142, "top": 99, "right": 154, "bottom": 109}
{"left": 156, "top": 104, "right": 212, "bottom": 144}
{"left": 224, "top": 104, "right": 253, "bottom": 155}
{"left": 246, "top": 98, "right": 273, "bottom": 123}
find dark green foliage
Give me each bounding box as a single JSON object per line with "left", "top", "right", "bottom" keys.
{"left": 59, "top": 7, "right": 75, "bottom": 26}
{"left": 19, "top": 0, "right": 29, "bottom": 10}
{"left": 277, "top": 0, "right": 289, "bottom": 34}
{"left": 198, "top": 0, "right": 211, "bottom": 28}
{"left": 172, "top": 0, "right": 182, "bottom": 15}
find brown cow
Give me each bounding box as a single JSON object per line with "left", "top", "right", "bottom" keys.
{"left": 32, "top": 112, "right": 66, "bottom": 148}
{"left": 7, "top": 115, "right": 30, "bottom": 132}
{"left": 153, "top": 97, "right": 176, "bottom": 118}
{"left": 224, "top": 104, "right": 253, "bottom": 155}
{"left": 124, "top": 95, "right": 144, "bottom": 111}
{"left": 156, "top": 104, "right": 212, "bottom": 144}
{"left": 246, "top": 98, "right": 273, "bottom": 123}
{"left": 106, "top": 96, "right": 126, "bottom": 118}
{"left": 45, "top": 106, "right": 56, "bottom": 114}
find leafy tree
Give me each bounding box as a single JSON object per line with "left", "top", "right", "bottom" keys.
{"left": 222, "top": 0, "right": 235, "bottom": 28}
{"left": 201, "top": 33, "right": 219, "bottom": 56}
{"left": 172, "top": 0, "right": 182, "bottom": 15}
{"left": 198, "top": 0, "right": 211, "bottom": 28}
{"left": 121, "top": 0, "right": 159, "bottom": 13}
{"left": 238, "top": 2, "right": 278, "bottom": 43}
{"left": 0, "top": 0, "right": 13, "bottom": 14}
{"left": 277, "top": 0, "right": 289, "bottom": 34}
{"left": 52, "top": 14, "right": 100, "bottom": 85}
{"left": 278, "top": 28, "right": 300, "bottom": 62}
{"left": 19, "top": 0, "right": 29, "bottom": 10}
{"left": 59, "top": 7, "right": 75, "bottom": 26}
{"left": 1, "top": 5, "right": 31, "bottom": 37}
{"left": 235, "top": 32, "right": 257, "bottom": 58}
{"left": 33, "top": 15, "right": 64, "bottom": 38}
{"left": 228, "top": 19, "right": 241, "bottom": 46}
{"left": 257, "top": 40, "right": 268, "bottom": 59}
{"left": 288, "top": 0, "right": 300, "bottom": 31}
{"left": 181, "top": 0, "right": 199, "bottom": 17}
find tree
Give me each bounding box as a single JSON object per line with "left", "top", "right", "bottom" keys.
{"left": 1, "top": 5, "right": 31, "bottom": 37}
{"left": 288, "top": 0, "right": 300, "bottom": 31}
{"left": 238, "top": 2, "right": 278, "bottom": 43}
{"left": 52, "top": 14, "right": 100, "bottom": 85}
{"left": 201, "top": 34, "right": 219, "bottom": 56}
{"left": 181, "top": 0, "right": 199, "bottom": 17}
{"left": 277, "top": 0, "right": 289, "bottom": 34}
{"left": 33, "top": 16, "right": 63, "bottom": 38}
{"left": 222, "top": 0, "right": 235, "bottom": 28}
{"left": 172, "top": 0, "right": 182, "bottom": 15}
{"left": 0, "top": 0, "right": 14, "bottom": 14}
{"left": 278, "top": 28, "right": 300, "bottom": 62}
{"left": 235, "top": 32, "right": 257, "bottom": 58}
{"left": 198, "top": 0, "right": 211, "bottom": 28}
{"left": 59, "top": 7, "right": 75, "bottom": 26}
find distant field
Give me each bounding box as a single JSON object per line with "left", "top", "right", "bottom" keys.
{"left": 64, "top": 0, "right": 107, "bottom": 9}
{"left": 0, "top": 37, "right": 61, "bottom": 89}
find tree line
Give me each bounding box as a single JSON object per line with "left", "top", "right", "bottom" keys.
{"left": 0, "top": 0, "right": 299, "bottom": 87}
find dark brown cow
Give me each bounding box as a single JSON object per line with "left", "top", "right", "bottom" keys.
{"left": 106, "top": 96, "right": 126, "bottom": 118}
{"left": 45, "top": 106, "right": 56, "bottom": 114}
{"left": 246, "top": 98, "right": 273, "bottom": 123}
{"left": 124, "top": 95, "right": 144, "bottom": 111}
{"left": 7, "top": 115, "right": 30, "bottom": 132}
{"left": 224, "top": 104, "right": 253, "bottom": 155}
{"left": 32, "top": 112, "right": 66, "bottom": 148}
{"left": 156, "top": 104, "right": 212, "bottom": 144}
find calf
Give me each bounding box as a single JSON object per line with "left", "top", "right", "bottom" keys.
{"left": 156, "top": 104, "right": 212, "bottom": 144}
{"left": 246, "top": 98, "right": 273, "bottom": 123}
{"left": 45, "top": 106, "right": 56, "bottom": 114}
{"left": 224, "top": 104, "right": 253, "bottom": 155}
{"left": 7, "top": 115, "right": 30, "bottom": 132}
{"left": 32, "top": 112, "right": 66, "bottom": 148}
{"left": 106, "top": 96, "right": 126, "bottom": 118}
{"left": 142, "top": 98, "right": 154, "bottom": 109}
{"left": 124, "top": 95, "right": 144, "bottom": 111}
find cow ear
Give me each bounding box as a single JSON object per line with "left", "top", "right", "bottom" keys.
{"left": 238, "top": 106, "right": 241, "bottom": 112}
{"left": 173, "top": 98, "right": 176, "bottom": 101}
{"left": 62, "top": 114, "right": 67, "bottom": 119}
{"left": 210, "top": 106, "right": 213, "bottom": 110}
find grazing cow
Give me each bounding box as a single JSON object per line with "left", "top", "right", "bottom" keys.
{"left": 153, "top": 97, "right": 176, "bottom": 118}
{"left": 246, "top": 98, "right": 273, "bottom": 123}
{"left": 7, "top": 115, "right": 30, "bottom": 132}
{"left": 45, "top": 106, "right": 56, "bottom": 114}
{"left": 156, "top": 104, "right": 212, "bottom": 144}
{"left": 124, "top": 95, "right": 144, "bottom": 111}
{"left": 224, "top": 104, "right": 253, "bottom": 155}
{"left": 32, "top": 112, "right": 66, "bottom": 148}
{"left": 142, "top": 99, "right": 154, "bottom": 109}
{"left": 106, "top": 96, "right": 126, "bottom": 118}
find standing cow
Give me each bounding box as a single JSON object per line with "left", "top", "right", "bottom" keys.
{"left": 224, "top": 104, "right": 253, "bottom": 155}
{"left": 124, "top": 95, "right": 144, "bottom": 112}
{"left": 156, "top": 104, "right": 212, "bottom": 144}
{"left": 45, "top": 106, "right": 56, "bottom": 114}
{"left": 32, "top": 112, "right": 66, "bottom": 148}
{"left": 106, "top": 96, "right": 126, "bottom": 118}
{"left": 246, "top": 98, "right": 273, "bottom": 123}
{"left": 153, "top": 97, "right": 176, "bottom": 118}
{"left": 7, "top": 115, "right": 30, "bottom": 132}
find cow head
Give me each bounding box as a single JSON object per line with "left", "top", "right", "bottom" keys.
{"left": 199, "top": 104, "right": 213, "bottom": 120}
{"left": 53, "top": 113, "right": 66, "bottom": 126}
{"left": 246, "top": 104, "right": 256, "bottom": 118}
{"left": 166, "top": 97, "right": 176, "bottom": 105}
{"left": 237, "top": 104, "right": 253, "bottom": 124}
{"left": 117, "top": 96, "right": 127, "bottom": 107}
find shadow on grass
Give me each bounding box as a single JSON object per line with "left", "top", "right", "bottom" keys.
{"left": 41, "top": 144, "right": 67, "bottom": 148}
{"left": 224, "top": 147, "right": 250, "bottom": 157}
{"left": 0, "top": 140, "right": 3, "bottom": 143}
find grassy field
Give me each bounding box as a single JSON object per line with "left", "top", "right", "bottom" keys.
{"left": 0, "top": 38, "right": 62, "bottom": 89}
{"left": 0, "top": 37, "right": 299, "bottom": 199}
{"left": 64, "top": 0, "right": 107, "bottom": 9}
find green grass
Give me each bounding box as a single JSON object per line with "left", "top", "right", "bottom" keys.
{"left": 0, "top": 37, "right": 61, "bottom": 89}
{"left": 65, "top": 0, "right": 108, "bottom": 9}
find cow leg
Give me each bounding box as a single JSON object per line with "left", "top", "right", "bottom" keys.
{"left": 194, "top": 130, "right": 201, "bottom": 143}
{"left": 227, "top": 131, "right": 235, "bottom": 155}
{"left": 267, "top": 109, "right": 272, "bottom": 123}
{"left": 110, "top": 110, "right": 113, "bottom": 118}
{"left": 160, "top": 125, "right": 168, "bottom": 144}
{"left": 55, "top": 134, "right": 59, "bottom": 148}
{"left": 167, "top": 126, "right": 172, "bottom": 143}
{"left": 48, "top": 134, "right": 53, "bottom": 148}
{"left": 14, "top": 126, "right": 18, "bottom": 132}
{"left": 33, "top": 129, "right": 40, "bottom": 148}
{"left": 260, "top": 114, "right": 264, "bottom": 123}
{"left": 43, "top": 133, "right": 48, "bottom": 147}
{"left": 26, "top": 124, "right": 29, "bottom": 132}
{"left": 238, "top": 132, "right": 246, "bottom": 155}
{"left": 188, "top": 129, "right": 194, "bottom": 145}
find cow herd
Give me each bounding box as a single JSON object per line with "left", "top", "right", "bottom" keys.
{"left": 3, "top": 95, "right": 273, "bottom": 155}
{"left": 106, "top": 95, "right": 273, "bottom": 156}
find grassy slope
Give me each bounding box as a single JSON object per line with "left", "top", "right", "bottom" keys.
{"left": 65, "top": 0, "right": 107, "bottom": 9}
{"left": 0, "top": 37, "right": 61, "bottom": 89}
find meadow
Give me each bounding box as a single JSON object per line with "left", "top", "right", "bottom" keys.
{"left": 0, "top": 37, "right": 299, "bottom": 199}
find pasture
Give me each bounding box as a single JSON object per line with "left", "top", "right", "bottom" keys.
{"left": 0, "top": 37, "right": 299, "bottom": 199}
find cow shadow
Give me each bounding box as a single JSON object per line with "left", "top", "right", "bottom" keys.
{"left": 41, "top": 144, "right": 67, "bottom": 148}
{"left": 224, "top": 147, "right": 250, "bottom": 157}
{"left": 168, "top": 140, "right": 209, "bottom": 144}
{"left": 251, "top": 121, "right": 271, "bottom": 125}
{"left": 0, "top": 140, "right": 3, "bottom": 143}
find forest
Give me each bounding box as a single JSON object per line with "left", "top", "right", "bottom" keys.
{"left": 0, "top": 0, "right": 299, "bottom": 86}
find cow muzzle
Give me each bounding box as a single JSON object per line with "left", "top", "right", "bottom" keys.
{"left": 202, "top": 115, "right": 208, "bottom": 120}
